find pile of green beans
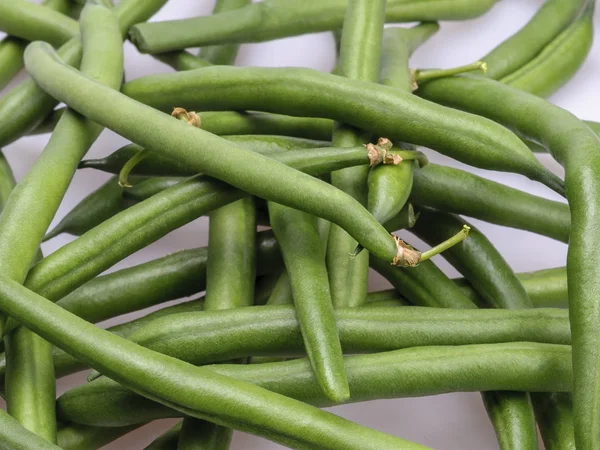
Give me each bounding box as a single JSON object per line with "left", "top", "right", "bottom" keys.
{"left": 0, "top": 0, "right": 596, "bottom": 448}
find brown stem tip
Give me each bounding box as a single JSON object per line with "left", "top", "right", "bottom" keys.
{"left": 391, "top": 235, "right": 421, "bottom": 267}
{"left": 366, "top": 139, "right": 402, "bottom": 166}
{"left": 171, "top": 107, "right": 201, "bottom": 128}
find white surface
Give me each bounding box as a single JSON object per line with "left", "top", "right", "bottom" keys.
{"left": 1, "top": 0, "right": 599, "bottom": 448}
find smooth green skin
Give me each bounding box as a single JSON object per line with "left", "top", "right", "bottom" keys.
{"left": 482, "top": 392, "right": 538, "bottom": 450}
{"left": 0, "top": 278, "right": 427, "bottom": 450}
{"left": 121, "top": 67, "right": 562, "bottom": 194}
{"left": 327, "top": 0, "right": 386, "bottom": 309}
{"left": 368, "top": 24, "right": 438, "bottom": 225}
{"left": 178, "top": 418, "right": 232, "bottom": 450}
{"left": 0, "top": 408, "right": 63, "bottom": 450}
{"left": 146, "top": 422, "right": 182, "bottom": 450}
{"left": 482, "top": 0, "right": 588, "bottom": 79}
{"left": 44, "top": 176, "right": 137, "bottom": 241}
{"left": 198, "top": 195, "right": 256, "bottom": 448}
{"left": 154, "top": 51, "right": 211, "bottom": 71}
{"left": 0, "top": 0, "right": 73, "bottom": 90}
{"left": 411, "top": 163, "right": 570, "bottom": 243}
{"left": 413, "top": 209, "right": 532, "bottom": 310}
{"left": 199, "top": 0, "right": 251, "bottom": 65}
{"left": 57, "top": 423, "right": 141, "bottom": 450}
{"left": 255, "top": 273, "right": 283, "bottom": 306}
{"left": 129, "top": 0, "right": 497, "bottom": 53}
{"left": 0, "top": 0, "right": 78, "bottom": 47}
{"left": 500, "top": 7, "right": 593, "bottom": 98}
{"left": 418, "top": 76, "right": 600, "bottom": 450}
{"left": 0, "top": 151, "right": 15, "bottom": 210}
{"left": 32, "top": 109, "right": 335, "bottom": 141}
{"left": 2, "top": 4, "right": 122, "bottom": 443}
{"left": 123, "top": 177, "right": 182, "bottom": 201}
{"left": 58, "top": 342, "right": 572, "bottom": 428}
{"left": 26, "top": 45, "right": 401, "bottom": 264}
{"left": 79, "top": 136, "right": 330, "bottom": 176}
{"left": 266, "top": 272, "right": 293, "bottom": 306}
{"left": 0, "top": 37, "right": 27, "bottom": 91}
{"left": 0, "top": 0, "right": 169, "bottom": 148}
{"left": 269, "top": 203, "right": 349, "bottom": 402}
{"left": 371, "top": 256, "right": 476, "bottom": 309}
{"left": 531, "top": 393, "right": 575, "bottom": 450}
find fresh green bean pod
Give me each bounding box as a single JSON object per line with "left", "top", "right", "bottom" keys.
{"left": 269, "top": 202, "right": 349, "bottom": 402}
{"left": 531, "top": 393, "right": 575, "bottom": 450}
{"left": 482, "top": 392, "right": 538, "bottom": 450}
{"left": 371, "top": 257, "right": 476, "bottom": 309}
{"left": 417, "top": 73, "right": 600, "bottom": 450}
{"left": 122, "top": 177, "right": 182, "bottom": 201}
{"left": 33, "top": 109, "right": 334, "bottom": 141}
{"left": 0, "top": 0, "right": 79, "bottom": 46}
{"left": 129, "top": 0, "right": 497, "bottom": 53}
{"left": 26, "top": 45, "right": 404, "bottom": 265}
{"left": 121, "top": 66, "right": 563, "bottom": 194}
{"left": 2, "top": 3, "right": 123, "bottom": 442}
{"left": 500, "top": 6, "right": 593, "bottom": 98}
{"left": 0, "top": 407, "right": 63, "bottom": 450}
{"left": 154, "top": 51, "right": 211, "bottom": 71}
{"left": 0, "top": 151, "right": 15, "bottom": 210}
{"left": 482, "top": 0, "right": 588, "bottom": 79}
{"left": 265, "top": 272, "right": 293, "bottom": 306}
{"left": 411, "top": 163, "right": 570, "bottom": 242}
{"left": 178, "top": 418, "right": 233, "bottom": 450}
{"left": 0, "top": 0, "right": 169, "bottom": 148}
{"left": 0, "top": 277, "right": 429, "bottom": 450}
{"left": 146, "top": 422, "right": 182, "bottom": 450}
{"left": 57, "top": 423, "right": 141, "bottom": 450}
{"left": 198, "top": 0, "right": 251, "bottom": 65}
{"left": 254, "top": 273, "right": 282, "bottom": 306}
{"left": 57, "top": 342, "right": 572, "bottom": 427}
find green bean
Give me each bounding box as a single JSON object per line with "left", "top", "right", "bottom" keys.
{"left": 482, "top": 392, "right": 538, "bottom": 450}
{"left": 1, "top": 3, "right": 123, "bottom": 441}
{"left": 255, "top": 273, "right": 283, "bottom": 306}
{"left": 0, "top": 407, "right": 63, "bottom": 450}
{"left": 269, "top": 202, "right": 349, "bottom": 402}
{"left": 482, "top": 0, "right": 588, "bottom": 79}
{"left": 0, "top": 151, "right": 15, "bottom": 211}
{"left": 145, "top": 422, "right": 182, "bottom": 450}
{"left": 178, "top": 418, "right": 233, "bottom": 450}
{"left": 121, "top": 67, "right": 563, "bottom": 194}
{"left": 500, "top": 5, "right": 593, "bottom": 98}
{"left": 57, "top": 342, "right": 572, "bottom": 427}
{"left": 411, "top": 163, "right": 570, "bottom": 242}
{"left": 57, "top": 423, "right": 141, "bottom": 450}
{"left": 0, "top": 0, "right": 168, "bottom": 148}
{"left": 123, "top": 177, "right": 182, "bottom": 202}
{"left": 417, "top": 70, "right": 600, "bottom": 450}
{"left": 265, "top": 272, "right": 293, "bottom": 306}
{"left": 0, "top": 277, "right": 428, "bottom": 450}
{"left": 0, "top": 0, "right": 79, "bottom": 46}
{"left": 153, "top": 51, "right": 211, "bottom": 71}
{"left": 25, "top": 45, "right": 403, "bottom": 265}
{"left": 531, "top": 393, "right": 575, "bottom": 450}
{"left": 129, "top": 0, "right": 497, "bottom": 53}
{"left": 325, "top": 0, "right": 386, "bottom": 309}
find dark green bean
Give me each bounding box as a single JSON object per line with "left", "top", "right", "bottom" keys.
{"left": 500, "top": 6, "right": 593, "bottom": 98}
{"left": 0, "top": 0, "right": 79, "bottom": 46}
{"left": 57, "top": 342, "right": 572, "bottom": 427}
{"left": 178, "top": 418, "right": 232, "bottom": 450}
{"left": 26, "top": 45, "right": 403, "bottom": 265}
{"left": 482, "top": 0, "right": 588, "bottom": 79}
{"left": 531, "top": 393, "right": 575, "bottom": 450}
{"left": 121, "top": 66, "right": 563, "bottom": 194}
{"left": 411, "top": 163, "right": 570, "bottom": 242}
{"left": 0, "top": 276, "right": 429, "bottom": 450}
{"left": 417, "top": 68, "right": 600, "bottom": 450}
{"left": 482, "top": 392, "right": 538, "bottom": 450}
{"left": 0, "top": 407, "right": 63, "bottom": 450}
{"left": 129, "top": 0, "right": 497, "bottom": 53}
{"left": 145, "top": 422, "right": 182, "bottom": 450}
{"left": 269, "top": 202, "right": 349, "bottom": 402}
{"left": 265, "top": 272, "right": 293, "bottom": 306}
{"left": 57, "top": 423, "right": 141, "bottom": 450}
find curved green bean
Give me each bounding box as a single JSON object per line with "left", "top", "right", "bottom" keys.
{"left": 531, "top": 393, "right": 575, "bottom": 450}
{"left": 482, "top": 392, "right": 538, "bottom": 450}
{"left": 0, "top": 408, "right": 62, "bottom": 450}
{"left": 145, "top": 422, "right": 182, "bottom": 450}
{"left": 57, "top": 423, "right": 141, "bottom": 450}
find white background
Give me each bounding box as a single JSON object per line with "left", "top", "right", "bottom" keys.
{"left": 1, "top": 0, "right": 599, "bottom": 448}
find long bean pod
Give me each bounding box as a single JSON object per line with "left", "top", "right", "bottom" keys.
{"left": 531, "top": 393, "right": 575, "bottom": 450}
{"left": 57, "top": 423, "right": 142, "bottom": 450}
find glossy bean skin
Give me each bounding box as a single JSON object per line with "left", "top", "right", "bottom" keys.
{"left": 531, "top": 393, "right": 575, "bottom": 450}
{"left": 145, "top": 422, "right": 182, "bottom": 449}
{"left": 129, "top": 0, "right": 497, "bottom": 53}
{"left": 482, "top": 392, "right": 538, "bottom": 450}
{"left": 500, "top": 5, "right": 593, "bottom": 98}
{"left": 411, "top": 163, "right": 570, "bottom": 243}
{"left": 57, "top": 423, "right": 141, "bottom": 450}
{"left": 32, "top": 109, "right": 335, "bottom": 141}
{"left": 482, "top": 0, "right": 588, "bottom": 79}
{"left": 417, "top": 75, "right": 600, "bottom": 450}
{"left": 269, "top": 202, "right": 349, "bottom": 402}
{"left": 0, "top": 0, "right": 78, "bottom": 47}
{"left": 121, "top": 66, "right": 562, "bottom": 193}
{"left": 57, "top": 342, "right": 572, "bottom": 427}
{"left": 0, "top": 407, "right": 63, "bottom": 450}
{"left": 2, "top": 4, "right": 123, "bottom": 441}
{"left": 26, "top": 45, "right": 401, "bottom": 264}
{"left": 0, "top": 277, "right": 429, "bottom": 450}
{"left": 179, "top": 418, "right": 233, "bottom": 450}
